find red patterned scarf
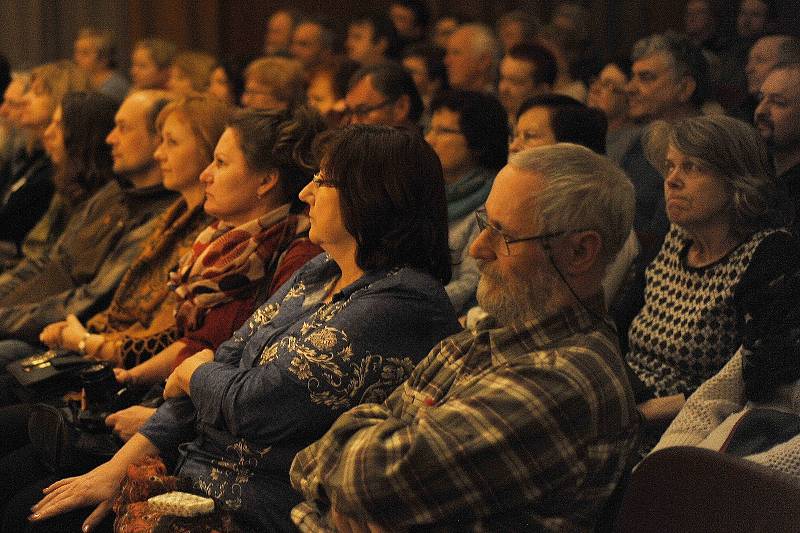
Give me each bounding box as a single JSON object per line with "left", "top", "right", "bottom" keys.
{"left": 169, "top": 204, "right": 310, "bottom": 331}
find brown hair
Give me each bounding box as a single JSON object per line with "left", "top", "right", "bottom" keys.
{"left": 156, "top": 92, "right": 232, "bottom": 163}
{"left": 172, "top": 51, "right": 218, "bottom": 91}
{"left": 245, "top": 56, "right": 306, "bottom": 109}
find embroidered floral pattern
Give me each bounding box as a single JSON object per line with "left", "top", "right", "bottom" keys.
{"left": 195, "top": 439, "right": 272, "bottom": 510}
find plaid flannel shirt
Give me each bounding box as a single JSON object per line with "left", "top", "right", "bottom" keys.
{"left": 290, "top": 295, "right": 640, "bottom": 532}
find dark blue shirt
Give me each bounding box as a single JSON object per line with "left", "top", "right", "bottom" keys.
{"left": 140, "top": 253, "right": 460, "bottom": 531}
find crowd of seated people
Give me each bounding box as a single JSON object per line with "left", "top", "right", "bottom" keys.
{"left": 0, "top": 0, "right": 797, "bottom": 529}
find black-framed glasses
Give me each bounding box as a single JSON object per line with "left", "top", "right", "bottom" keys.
{"left": 341, "top": 99, "right": 394, "bottom": 120}
{"left": 312, "top": 172, "right": 337, "bottom": 188}
{"left": 475, "top": 208, "right": 565, "bottom": 256}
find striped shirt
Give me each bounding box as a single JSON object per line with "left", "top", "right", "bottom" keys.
{"left": 290, "top": 296, "right": 640, "bottom": 532}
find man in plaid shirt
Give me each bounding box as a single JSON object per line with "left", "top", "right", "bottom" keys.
{"left": 290, "top": 144, "right": 640, "bottom": 532}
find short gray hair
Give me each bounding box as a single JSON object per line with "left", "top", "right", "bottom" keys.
{"left": 509, "top": 143, "right": 635, "bottom": 266}
{"left": 631, "top": 31, "right": 710, "bottom": 106}
{"left": 458, "top": 24, "right": 500, "bottom": 70}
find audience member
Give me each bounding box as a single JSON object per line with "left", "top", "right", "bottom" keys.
{"left": 684, "top": 0, "right": 721, "bottom": 52}
{"left": 0, "top": 92, "right": 116, "bottom": 273}
{"left": 167, "top": 51, "right": 217, "bottom": 95}
{"left": 623, "top": 32, "right": 709, "bottom": 241}
{"left": 735, "top": 35, "right": 800, "bottom": 121}
{"left": 505, "top": 94, "right": 636, "bottom": 309}
{"left": 496, "top": 9, "right": 542, "bottom": 53}
{"left": 343, "top": 62, "right": 422, "bottom": 127}
{"left": 0, "top": 90, "right": 176, "bottom": 351}
{"left": 345, "top": 12, "right": 399, "bottom": 66}
{"left": 264, "top": 8, "right": 300, "bottom": 56}
{"left": 129, "top": 38, "right": 176, "bottom": 90}
{"left": 306, "top": 59, "right": 359, "bottom": 127}
{"left": 444, "top": 24, "right": 500, "bottom": 93}
{"left": 290, "top": 143, "right": 639, "bottom": 532}
{"left": 545, "top": 2, "right": 601, "bottom": 87}
{"left": 755, "top": 63, "right": 800, "bottom": 235}
{"left": 0, "top": 72, "right": 30, "bottom": 171}
{"left": 717, "top": 0, "right": 776, "bottom": 112}
{"left": 389, "top": 0, "right": 429, "bottom": 50}
{"left": 510, "top": 94, "right": 606, "bottom": 155}
{"left": 431, "top": 13, "right": 464, "bottom": 50}
{"left": 290, "top": 17, "right": 335, "bottom": 71}
{"left": 401, "top": 43, "right": 447, "bottom": 128}
{"left": 588, "top": 61, "right": 638, "bottom": 162}
{"left": 73, "top": 27, "right": 129, "bottom": 101}
{"left": 652, "top": 265, "right": 800, "bottom": 477}
{"left": 241, "top": 56, "right": 305, "bottom": 111}
{"left": 627, "top": 115, "right": 794, "bottom": 452}
{"left": 426, "top": 90, "right": 507, "bottom": 315}
{"left": 0, "top": 62, "right": 89, "bottom": 257}
{"left": 498, "top": 42, "right": 557, "bottom": 124}
{"left": 19, "top": 125, "right": 460, "bottom": 532}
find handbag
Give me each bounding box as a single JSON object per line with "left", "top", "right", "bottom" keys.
{"left": 6, "top": 349, "right": 93, "bottom": 393}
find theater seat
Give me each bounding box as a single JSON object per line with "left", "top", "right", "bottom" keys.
{"left": 614, "top": 446, "right": 800, "bottom": 533}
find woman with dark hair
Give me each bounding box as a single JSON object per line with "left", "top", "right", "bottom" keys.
{"left": 626, "top": 115, "right": 797, "bottom": 452}
{"left": 425, "top": 90, "right": 508, "bottom": 315}
{"left": 206, "top": 54, "right": 255, "bottom": 107}
{"left": 0, "top": 91, "right": 115, "bottom": 270}
{"left": 18, "top": 125, "right": 460, "bottom": 532}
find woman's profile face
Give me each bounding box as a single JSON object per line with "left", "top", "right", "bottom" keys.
{"left": 200, "top": 128, "right": 269, "bottom": 225}
{"left": 664, "top": 144, "right": 731, "bottom": 231}
{"left": 298, "top": 170, "right": 352, "bottom": 251}
{"left": 153, "top": 112, "right": 208, "bottom": 194}
{"left": 207, "top": 67, "right": 233, "bottom": 105}
{"left": 130, "top": 47, "right": 163, "bottom": 89}
{"left": 306, "top": 72, "right": 337, "bottom": 116}
{"left": 42, "top": 105, "right": 66, "bottom": 166}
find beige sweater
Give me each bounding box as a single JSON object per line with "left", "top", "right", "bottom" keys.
{"left": 653, "top": 347, "right": 800, "bottom": 478}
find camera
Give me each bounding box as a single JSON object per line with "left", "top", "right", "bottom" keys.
{"left": 76, "top": 361, "right": 125, "bottom": 432}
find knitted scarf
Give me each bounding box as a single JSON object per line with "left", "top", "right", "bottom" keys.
{"left": 169, "top": 204, "right": 310, "bottom": 331}
{"left": 445, "top": 167, "right": 494, "bottom": 223}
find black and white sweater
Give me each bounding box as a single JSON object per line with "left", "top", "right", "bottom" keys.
{"left": 626, "top": 225, "right": 795, "bottom": 399}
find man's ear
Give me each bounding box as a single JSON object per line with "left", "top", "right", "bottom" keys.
{"left": 561, "top": 230, "right": 602, "bottom": 275}
{"left": 677, "top": 75, "right": 697, "bottom": 104}
{"left": 391, "top": 94, "right": 411, "bottom": 124}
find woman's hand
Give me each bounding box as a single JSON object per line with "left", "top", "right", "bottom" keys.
{"left": 163, "top": 349, "right": 214, "bottom": 400}
{"left": 39, "top": 320, "right": 68, "bottom": 349}
{"left": 638, "top": 393, "right": 686, "bottom": 425}
{"left": 29, "top": 460, "right": 125, "bottom": 530}
{"left": 113, "top": 367, "right": 134, "bottom": 385}
{"left": 106, "top": 406, "right": 157, "bottom": 442}
{"left": 56, "top": 314, "right": 89, "bottom": 352}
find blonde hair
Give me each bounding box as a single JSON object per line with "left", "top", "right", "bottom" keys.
{"left": 30, "top": 61, "right": 91, "bottom": 111}
{"left": 134, "top": 38, "right": 177, "bottom": 69}
{"left": 156, "top": 93, "right": 232, "bottom": 162}
{"left": 245, "top": 56, "right": 306, "bottom": 109}
{"left": 172, "top": 51, "right": 218, "bottom": 91}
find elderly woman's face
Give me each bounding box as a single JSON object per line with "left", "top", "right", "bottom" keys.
{"left": 664, "top": 144, "right": 730, "bottom": 231}
{"left": 298, "top": 168, "right": 352, "bottom": 252}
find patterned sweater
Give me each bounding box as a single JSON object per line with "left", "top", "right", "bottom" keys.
{"left": 626, "top": 226, "right": 793, "bottom": 400}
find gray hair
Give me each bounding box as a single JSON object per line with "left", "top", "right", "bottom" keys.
{"left": 644, "top": 115, "right": 787, "bottom": 236}
{"left": 778, "top": 36, "right": 800, "bottom": 63}
{"left": 458, "top": 24, "right": 500, "bottom": 71}
{"left": 631, "top": 31, "right": 710, "bottom": 106}
{"left": 509, "top": 143, "right": 635, "bottom": 266}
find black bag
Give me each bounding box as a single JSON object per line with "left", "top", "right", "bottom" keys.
{"left": 6, "top": 350, "right": 93, "bottom": 396}
{"left": 28, "top": 402, "right": 122, "bottom": 474}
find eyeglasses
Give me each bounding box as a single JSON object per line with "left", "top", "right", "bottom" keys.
{"left": 341, "top": 99, "right": 394, "bottom": 120}
{"left": 475, "top": 208, "right": 565, "bottom": 256}
{"left": 312, "top": 172, "right": 337, "bottom": 188}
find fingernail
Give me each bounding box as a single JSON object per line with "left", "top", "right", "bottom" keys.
{"left": 29, "top": 513, "right": 40, "bottom": 521}
{"left": 83, "top": 525, "right": 90, "bottom": 532}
